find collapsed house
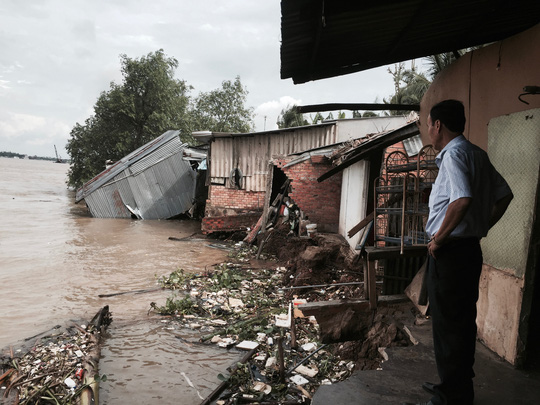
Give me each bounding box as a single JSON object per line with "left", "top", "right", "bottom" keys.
{"left": 193, "top": 116, "right": 412, "bottom": 243}
{"left": 75, "top": 130, "right": 207, "bottom": 220}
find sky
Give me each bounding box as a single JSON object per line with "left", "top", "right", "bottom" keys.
{"left": 0, "top": 0, "right": 403, "bottom": 158}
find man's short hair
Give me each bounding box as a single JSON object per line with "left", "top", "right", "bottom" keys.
{"left": 430, "top": 99, "right": 466, "bottom": 133}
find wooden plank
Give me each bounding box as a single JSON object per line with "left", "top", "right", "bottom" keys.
{"left": 365, "top": 245, "right": 427, "bottom": 260}
{"left": 348, "top": 211, "right": 374, "bottom": 238}
{"left": 297, "top": 295, "right": 409, "bottom": 314}
{"left": 298, "top": 299, "right": 370, "bottom": 314}
{"left": 348, "top": 193, "right": 402, "bottom": 238}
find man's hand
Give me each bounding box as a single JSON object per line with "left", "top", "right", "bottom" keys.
{"left": 428, "top": 236, "right": 442, "bottom": 258}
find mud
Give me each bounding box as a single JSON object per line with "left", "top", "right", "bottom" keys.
{"left": 258, "top": 222, "right": 417, "bottom": 372}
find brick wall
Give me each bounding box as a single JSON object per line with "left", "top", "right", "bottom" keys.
{"left": 202, "top": 211, "right": 262, "bottom": 233}
{"left": 203, "top": 156, "right": 342, "bottom": 234}
{"left": 274, "top": 155, "right": 342, "bottom": 233}
{"left": 202, "top": 186, "right": 265, "bottom": 234}
{"left": 209, "top": 187, "right": 264, "bottom": 210}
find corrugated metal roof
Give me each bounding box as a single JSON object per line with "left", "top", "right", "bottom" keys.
{"left": 281, "top": 0, "right": 540, "bottom": 84}
{"left": 76, "top": 130, "right": 205, "bottom": 219}
{"left": 318, "top": 121, "right": 420, "bottom": 182}
{"left": 76, "top": 130, "right": 183, "bottom": 202}
{"left": 205, "top": 123, "right": 338, "bottom": 192}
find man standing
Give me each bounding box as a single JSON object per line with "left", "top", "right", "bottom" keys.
{"left": 403, "top": 100, "right": 513, "bottom": 405}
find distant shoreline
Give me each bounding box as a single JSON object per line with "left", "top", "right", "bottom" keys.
{"left": 0, "top": 153, "right": 69, "bottom": 163}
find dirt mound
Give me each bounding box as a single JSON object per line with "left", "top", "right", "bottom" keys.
{"left": 257, "top": 223, "right": 416, "bottom": 372}
{"left": 333, "top": 307, "right": 414, "bottom": 371}
{"left": 261, "top": 222, "right": 359, "bottom": 289}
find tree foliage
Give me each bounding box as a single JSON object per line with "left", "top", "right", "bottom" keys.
{"left": 66, "top": 50, "right": 190, "bottom": 188}
{"left": 191, "top": 76, "right": 254, "bottom": 133}
{"left": 310, "top": 112, "right": 324, "bottom": 125}
{"left": 384, "top": 62, "right": 430, "bottom": 115}
{"left": 424, "top": 48, "right": 480, "bottom": 80}
{"left": 66, "top": 51, "right": 254, "bottom": 189}
{"left": 383, "top": 47, "right": 480, "bottom": 117}
{"left": 276, "top": 105, "right": 308, "bottom": 129}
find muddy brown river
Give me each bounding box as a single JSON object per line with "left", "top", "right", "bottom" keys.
{"left": 0, "top": 157, "right": 240, "bottom": 404}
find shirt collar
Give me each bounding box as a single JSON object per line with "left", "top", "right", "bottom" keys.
{"left": 435, "top": 134, "right": 466, "bottom": 166}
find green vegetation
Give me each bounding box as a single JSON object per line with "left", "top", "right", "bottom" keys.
{"left": 276, "top": 105, "right": 309, "bottom": 128}
{"left": 66, "top": 49, "right": 254, "bottom": 188}
{"left": 150, "top": 295, "right": 197, "bottom": 316}
{"left": 192, "top": 76, "right": 254, "bottom": 134}
{"left": 385, "top": 62, "right": 431, "bottom": 112}
{"left": 150, "top": 243, "right": 357, "bottom": 404}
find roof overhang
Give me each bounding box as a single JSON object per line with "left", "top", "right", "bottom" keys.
{"left": 281, "top": 0, "right": 540, "bottom": 84}
{"left": 318, "top": 120, "right": 420, "bottom": 182}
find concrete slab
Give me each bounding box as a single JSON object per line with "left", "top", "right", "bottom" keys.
{"left": 312, "top": 318, "right": 540, "bottom": 405}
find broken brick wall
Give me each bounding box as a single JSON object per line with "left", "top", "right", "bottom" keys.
{"left": 202, "top": 155, "right": 342, "bottom": 234}
{"left": 275, "top": 155, "right": 342, "bottom": 233}
{"left": 202, "top": 186, "right": 265, "bottom": 234}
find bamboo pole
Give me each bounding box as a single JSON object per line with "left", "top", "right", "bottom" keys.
{"left": 199, "top": 348, "right": 257, "bottom": 405}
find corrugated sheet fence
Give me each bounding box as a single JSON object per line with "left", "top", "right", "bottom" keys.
{"left": 210, "top": 125, "right": 337, "bottom": 192}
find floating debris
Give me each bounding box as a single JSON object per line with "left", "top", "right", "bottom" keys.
{"left": 150, "top": 244, "right": 361, "bottom": 405}
{"left": 0, "top": 306, "right": 111, "bottom": 405}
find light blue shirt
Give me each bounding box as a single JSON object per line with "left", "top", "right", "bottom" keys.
{"left": 426, "top": 135, "right": 512, "bottom": 239}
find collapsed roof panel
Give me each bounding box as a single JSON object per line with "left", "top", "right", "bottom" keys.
{"left": 76, "top": 130, "right": 205, "bottom": 219}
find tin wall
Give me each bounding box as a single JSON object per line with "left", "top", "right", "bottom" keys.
{"left": 210, "top": 125, "right": 337, "bottom": 192}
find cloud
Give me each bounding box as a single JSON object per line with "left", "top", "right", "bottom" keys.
{"left": 0, "top": 113, "right": 46, "bottom": 137}
{"left": 254, "top": 96, "right": 303, "bottom": 131}
{"left": 0, "top": 1, "right": 398, "bottom": 157}
{"left": 0, "top": 112, "right": 71, "bottom": 156}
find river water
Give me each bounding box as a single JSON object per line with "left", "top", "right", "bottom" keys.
{"left": 0, "top": 157, "right": 240, "bottom": 404}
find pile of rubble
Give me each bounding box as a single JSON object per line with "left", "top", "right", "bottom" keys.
{"left": 151, "top": 238, "right": 414, "bottom": 404}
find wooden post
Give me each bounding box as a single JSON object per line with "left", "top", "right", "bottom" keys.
{"left": 277, "top": 334, "right": 285, "bottom": 383}
{"left": 367, "top": 257, "right": 377, "bottom": 309}
{"left": 261, "top": 161, "right": 274, "bottom": 229}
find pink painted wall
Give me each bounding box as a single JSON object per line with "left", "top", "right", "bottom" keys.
{"left": 419, "top": 24, "right": 540, "bottom": 150}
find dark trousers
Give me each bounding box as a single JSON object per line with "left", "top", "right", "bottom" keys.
{"left": 427, "top": 238, "right": 482, "bottom": 405}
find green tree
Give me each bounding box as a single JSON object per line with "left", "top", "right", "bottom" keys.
{"left": 382, "top": 48, "right": 480, "bottom": 118}
{"left": 310, "top": 112, "right": 324, "bottom": 124}
{"left": 362, "top": 111, "right": 378, "bottom": 118}
{"left": 191, "top": 76, "right": 254, "bottom": 133}
{"left": 384, "top": 62, "right": 430, "bottom": 115}
{"left": 277, "top": 105, "right": 308, "bottom": 128}
{"left": 351, "top": 110, "right": 378, "bottom": 118}
{"left": 66, "top": 50, "right": 191, "bottom": 188}
{"left": 424, "top": 47, "right": 480, "bottom": 79}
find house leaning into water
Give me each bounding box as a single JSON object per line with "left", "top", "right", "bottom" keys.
{"left": 75, "top": 130, "right": 207, "bottom": 220}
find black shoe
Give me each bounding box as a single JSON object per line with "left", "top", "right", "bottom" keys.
{"left": 422, "top": 381, "right": 438, "bottom": 395}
